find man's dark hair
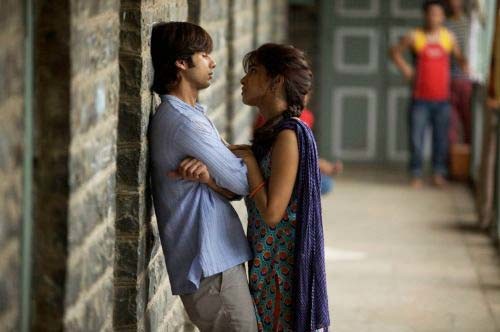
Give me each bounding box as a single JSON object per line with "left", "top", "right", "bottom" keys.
{"left": 151, "top": 22, "right": 213, "bottom": 94}
{"left": 422, "top": 0, "right": 445, "bottom": 13}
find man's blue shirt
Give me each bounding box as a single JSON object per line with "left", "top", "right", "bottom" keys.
{"left": 149, "top": 95, "right": 252, "bottom": 295}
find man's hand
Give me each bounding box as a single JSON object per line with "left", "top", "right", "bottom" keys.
{"left": 168, "top": 157, "right": 241, "bottom": 200}
{"left": 390, "top": 32, "right": 415, "bottom": 82}
{"left": 402, "top": 66, "right": 415, "bottom": 82}
{"left": 487, "top": 97, "right": 500, "bottom": 110}
{"left": 168, "top": 157, "right": 210, "bottom": 183}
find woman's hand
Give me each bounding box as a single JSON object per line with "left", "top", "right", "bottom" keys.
{"left": 230, "top": 145, "right": 255, "bottom": 161}
{"left": 229, "top": 144, "right": 251, "bottom": 150}
{"left": 168, "top": 157, "right": 210, "bottom": 184}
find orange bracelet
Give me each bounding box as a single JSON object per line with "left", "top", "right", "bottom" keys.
{"left": 249, "top": 181, "right": 266, "bottom": 198}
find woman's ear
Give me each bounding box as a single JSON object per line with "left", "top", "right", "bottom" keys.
{"left": 271, "top": 75, "right": 285, "bottom": 92}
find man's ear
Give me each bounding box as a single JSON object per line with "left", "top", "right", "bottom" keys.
{"left": 175, "top": 59, "right": 189, "bottom": 71}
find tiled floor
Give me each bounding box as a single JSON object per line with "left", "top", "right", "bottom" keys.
{"left": 323, "top": 167, "right": 500, "bottom": 332}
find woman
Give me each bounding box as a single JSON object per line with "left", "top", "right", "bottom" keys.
{"left": 231, "top": 43, "right": 329, "bottom": 332}
{"left": 174, "top": 43, "right": 330, "bottom": 331}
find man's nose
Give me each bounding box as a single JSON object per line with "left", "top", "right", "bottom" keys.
{"left": 210, "top": 57, "right": 216, "bottom": 68}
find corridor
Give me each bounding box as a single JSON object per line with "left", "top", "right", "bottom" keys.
{"left": 323, "top": 167, "right": 500, "bottom": 332}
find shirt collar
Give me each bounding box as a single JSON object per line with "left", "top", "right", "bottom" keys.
{"left": 160, "top": 94, "right": 207, "bottom": 114}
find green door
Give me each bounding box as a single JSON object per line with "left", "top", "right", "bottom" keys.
{"left": 319, "top": 0, "right": 423, "bottom": 163}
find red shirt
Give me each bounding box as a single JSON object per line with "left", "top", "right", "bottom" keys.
{"left": 412, "top": 28, "right": 453, "bottom": 101}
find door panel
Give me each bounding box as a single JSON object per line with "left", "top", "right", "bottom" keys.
{"left": 320, "top": 0, "right": 423, "bottom": 163}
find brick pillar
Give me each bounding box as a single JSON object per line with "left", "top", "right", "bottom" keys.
{"left": 198, "top": 0, "right": 230, "bottom": 137}
{"left": 32, "top": 1, "right": 71, "bottom": 330}
{"left": 63, "top": 0, "right": 120, "bottom": 329}
{"left": 0, "top": 0, "right": 25, "bottom": 330}
{"left": 227, "top": 0, "right": 255, "bottom": 144}
{"left": 116, "top": 1, "right": 195, "bottom": 331}
{"left": 32, "top": 0, "right": 120, "bottom": 330}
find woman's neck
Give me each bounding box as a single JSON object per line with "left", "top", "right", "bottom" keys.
{"left": 258, "top": 97, "right": 288, "bottom": 121}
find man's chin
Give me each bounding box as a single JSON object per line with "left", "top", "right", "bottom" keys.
{"left": 197, "top": 82, "right": 211, "bottom": 90}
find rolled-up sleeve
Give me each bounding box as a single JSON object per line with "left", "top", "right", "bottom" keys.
{"left": 173, "top": 119, "right": 249, "bottom": 196}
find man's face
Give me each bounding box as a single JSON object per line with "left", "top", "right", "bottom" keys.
{"left": 182, "top": 52, "right": 216, "bottom": 90}
{"left": 425, "top": 5, "right": 445, "bottom": 29}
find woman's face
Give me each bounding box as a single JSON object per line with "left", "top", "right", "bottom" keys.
{"left": 240, "top": 63, "right": 272, "bottom": 107}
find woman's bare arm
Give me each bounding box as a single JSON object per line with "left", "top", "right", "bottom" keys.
{"left": 237, "top": 129, "right": 299, "bottom": 226}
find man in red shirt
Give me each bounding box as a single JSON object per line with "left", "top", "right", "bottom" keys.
{"left": 390, "top": 0, "right": 468, "bottom": 188}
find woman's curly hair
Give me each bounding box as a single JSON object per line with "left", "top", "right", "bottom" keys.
{"left": 244, "top": 43, "right": 313, "bottom": 151}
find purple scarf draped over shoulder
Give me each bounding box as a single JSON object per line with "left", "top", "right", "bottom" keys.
{"left": 253, "top": 117, "right": 330, "bottom": 331}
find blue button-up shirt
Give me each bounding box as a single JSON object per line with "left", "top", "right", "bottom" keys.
{"left": 149, "top": 95, "right": 252, "bottom": 295}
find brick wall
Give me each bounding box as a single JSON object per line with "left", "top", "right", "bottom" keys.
{"left": 228, "top": 0, "right": 255, "bottom": 144}
{"left": 0, "top": 0, "right": 24, "bottom": 330}
{"left": 198, "top": 0, "right": 231, "bottom": 136}
{"left": 64, "top": 0, "right": 120, "bottom": 330}
{"left": 116, "top": 1, "right": 195, "bottom": 331}
{"left": 4, "top": 1, "right": 288, "bottom": 330}
{"left": 32, "top": 0, "right": 71, "bottom": 329}
{"left": 31, "top": 0, "right": 119, "bottom": 330}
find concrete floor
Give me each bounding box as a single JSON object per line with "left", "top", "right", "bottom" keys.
{"left": 322, "top": 167, "right": 500, "bottom": 332}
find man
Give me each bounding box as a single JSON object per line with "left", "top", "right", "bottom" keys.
{"left": 446, "top": 0, "right": 473, "bottom": 145}
{"left": 149, "top": 22, "right": 257, "bottom": 331}
{"left": 390, "top": 0, "right": 468, "bottom": 189}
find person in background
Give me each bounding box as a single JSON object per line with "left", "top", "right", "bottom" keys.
{"left": 254, "top": 94, "right": 343, "bottom": 195}
{"left": 446, "top": 0, "right": 473, "bottom": 145}
{"left": 390, "top": 0, "right": 468, "bottom": 189}
{"left": 477, "top": 4, "right": 500, "bottom": 228}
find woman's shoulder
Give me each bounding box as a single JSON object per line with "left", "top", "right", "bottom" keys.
{"left": 278, "top": 116, "right": 305, "bottom": 130}
{"left": 278, "top": 117, "right": 314, "bottom": 138}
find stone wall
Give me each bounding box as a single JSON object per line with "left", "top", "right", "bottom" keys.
{"left": 0, "top": 0, "right": 24, "bottom": 330}
{"left": 32, "top": 0, "right": 120, "bottom": 330}
{"left": 289, "top": 2, "right": 320, "bottom": 112}
{"left": 32, "top": 0, "right": 72, "bottom": 330}
{"left": 2, "top": 0, "right": 288, "bottom": 330}
{"left": 228, "top": 0, "right": 255, "bottom": 144}
{"left": 64, "top": 0, "right": 120, "bottom": 330}
{"left": 115, "top": 1, "right": 194, "bottom": 331}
